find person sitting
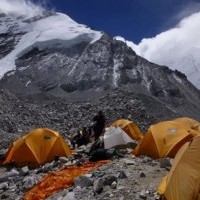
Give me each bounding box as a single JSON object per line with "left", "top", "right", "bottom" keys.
{"left": 78, "top": 127, "right": 90, "bottom": 146}
{"left": 71, "top": 127, "right": 90, "bottom": 148}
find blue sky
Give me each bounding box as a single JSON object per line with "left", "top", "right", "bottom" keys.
{"left": 41, "top": 0, "right": 200, "bottom": 43}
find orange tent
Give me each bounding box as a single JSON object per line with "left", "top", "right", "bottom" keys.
{"left": 158, "top": 135, "right": 200, "bottom": 200}
{"left": 173, "top": 117, "right": 199, "bottom": 130}
{"left": 2, "top": 128, "right": 71, "bottom": 167}
{"left": 192, "top": 123, "right": 200, "bottom": 132}
{"left": 111, "top": 119, "right": 143, "bottom": 140}
{"left": 133, "top": 121, "right": 198, "bottom": 159}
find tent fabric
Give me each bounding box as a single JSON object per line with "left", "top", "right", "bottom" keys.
{"left": 158, "top": 135, "right": 200, "bottom": 200}
{"left": 173, "top": 117, "right": 199, "bottom": 130}
{"left": 133, "top": 121, "right": 196, "bottom": 159}
{"left": 24, "top": 161, "right": 110, "bottom": 200}
{"left": 2, "top": 128, "right": 71, "bottom": 166}
{"left": 192, "top": 123, "right": 200, "bottom": 132}
{"left": 111, "top": 119, "right": 143, "bottom": 140}
{"left": 103, "top": 127, "right": 135, "bottom": 149}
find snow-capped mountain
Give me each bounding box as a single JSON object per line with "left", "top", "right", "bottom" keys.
{"left": 0, "top": 10, "right": 102, "bottom": 79}
{"left": 172, "top": 47, "right": 200, "bottom": 89}
{"left": 0, "top": 1, "right": 200, "bottom": 120}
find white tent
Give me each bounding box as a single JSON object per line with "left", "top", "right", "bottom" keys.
{"left": 103, "top": 127, "right": 135, "bottom": 149}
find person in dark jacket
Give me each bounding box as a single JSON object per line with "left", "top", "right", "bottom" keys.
{"left": 71, "top": 127, "right": 90, "bottom": 148}
{"left": 92, "top": 110, "right": 106, "bottom": 141}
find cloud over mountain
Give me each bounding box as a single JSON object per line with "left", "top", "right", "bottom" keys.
{"left": 134, "top": 11, "right": 200, "bottom": 66}
{"left": 0, "top": 0, "right": 44, "bottom": 17}
{"left": 116, "top": 10, "right": 200, "bottom": 89}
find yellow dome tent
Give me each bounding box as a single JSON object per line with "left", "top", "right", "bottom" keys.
{"left": 133, "top": 121, "right": 198, "bottom": 159}
{"left": 2, "top": 128, "right": 71, "bottom": 167}
{"left": 173, "top": 117, "right": 199, "bottom": 130}
{"left": 111, "top": 119, "right": 143, "bottom": 140}
{"left": 192, "top": 123, "right": 200, "bottom": 132}
{"left": 158, "top": 135, "right": 200, "bottom": 200}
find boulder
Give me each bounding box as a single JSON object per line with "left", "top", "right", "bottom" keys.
{"left": 63, "top": 192, "right": 76, "bottom": 200}
{"left": 0, "top": 182, "right": 9, "bottom": 190}
{"left": 74, "top": 176, "right": 93, "bottom": 188}
{"left": 20, "top": 166, "right": 29, "bottom": 176}
{"left": 93, "top": 178, "right": 104, "bottom": 194}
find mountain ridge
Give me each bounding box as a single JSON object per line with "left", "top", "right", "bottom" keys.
{"left": 0, "top": 9, "right": 200, "bottom": 121}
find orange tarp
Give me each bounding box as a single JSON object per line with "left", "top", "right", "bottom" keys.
{"left": 24, "top": 161, "right": 110, "bottom": 200}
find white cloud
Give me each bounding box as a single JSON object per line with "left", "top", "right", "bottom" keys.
{"left": 116, "top": 11, "right": 200, "bottom": 89}
{"left": 0, "top": 0, "right": 44, "bottom": 17}
{"left": 134, "top": 11, "right": 200, "bottom": 66}
{"left": 174, "top": 2, "right": 200, "bottom": 22}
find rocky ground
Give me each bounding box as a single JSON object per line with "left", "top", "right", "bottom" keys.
{"left": 47, "top": 154, "right": 171, "bottom": 200}
{"left": 0, "top": 88, "right": 182, "bottom": 200}
{"left": 0, "top": 88, "right": 179, "bottom": 149}
{"left": 0, "top": 146, "right": 172, "bottom": 200}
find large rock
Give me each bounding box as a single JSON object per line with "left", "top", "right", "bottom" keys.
{"left": 93, "top": 178, "right": 104, "bottom": 194}
{"left": 22, "top": 176, "right": 39, "bottom": 190}
{"left": 74, "top": 176, "right": 93, "bottom": 188}
{"left": 63, "top": 192, "right": 76, "bottom": 200}
{"left": 0, "top": 182, "right": 9, "bottom": 190}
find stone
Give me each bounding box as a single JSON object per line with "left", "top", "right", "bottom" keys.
{"left": 110, "top": 181, "right": 117, "bottom": 189}
{"left": 22, "top": 176, "right": 38, "bottom": 190}
{"left": 84, "top": 173, "right": 93, "bottom": 178}
{"left": 42, "top": 162, "right": 54, "bottom": 172}
{"left": 154, "top": 194, "right": 162, "bottom": 200}
{"left": 74, "top": 160, "right": 83, "bottom": 166}
{"left": 74, "top": 176, "right": 93, "bottom": 188}
{"left": 118, "top": 186, "right": 125, "bottom": 190}
{"left": 109, "top": 193, "right": 114, "bottom": 198}
{"left": 142, "top": 156, "right": 153, "bottom": 164}
{"left": 20, "top": 166, "right": 29, "bottom": 176}
{"left": 99, "top": 191, "right": 111, "bottom": 199}
{"left": 63, "top": 192, "right": 76, "bottom": 200}
{"left": 73, "top": 186, "right": 88, "bottom": 194}
{"left": 139, "top": 190, "right": 147, "bottom": 199}
{"left": 158, "top": 158, "right": 172, "bottom": 169}
{"left": 118, "top": 171, "right": 127, "bottom": 179}
{"left": 59, "top": 157, "right": 69, "bottom": 163}
{"left": 7, "top": 185, "right": 17, "bottom": 192}
{"left": 103, "top": 175, "right": 117, "bottom": 186}
{"left": 93, "top": 178, "right": 104, "bottom": 194}
{"left": 1, "top": 192, "right": 10, "bottom": 199}
{"left": 0, "top": 169, "right": 19, "bottom": 182}
{"left": 0, "top": 182, "right": 9, "bottom": 190}
{"left": 140, "top": 172, "right": 146, "bottom": 177}
{"left": 165, "top": 166, "right": 171, "bottom": 171}
{"left": 124, "top": 159, "right": 136, "bottom": 165}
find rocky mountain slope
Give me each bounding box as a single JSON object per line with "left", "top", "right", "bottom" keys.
{"left": 0, "top": 9, "right": 200, "bottom": 122}
{"left": 0, "top": 88, "right": 180, "bottom": 149}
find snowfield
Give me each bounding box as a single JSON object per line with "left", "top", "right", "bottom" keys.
{"left": 0, "top": 12, "right": 102, "bottom": 78}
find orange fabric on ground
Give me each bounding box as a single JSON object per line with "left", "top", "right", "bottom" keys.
{"left": 24, "top": 161, "right": 110, "bottom": 200}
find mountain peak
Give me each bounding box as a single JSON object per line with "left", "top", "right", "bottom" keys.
{"left": 0, "top": 6, "right": 102, "bottom": 79}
